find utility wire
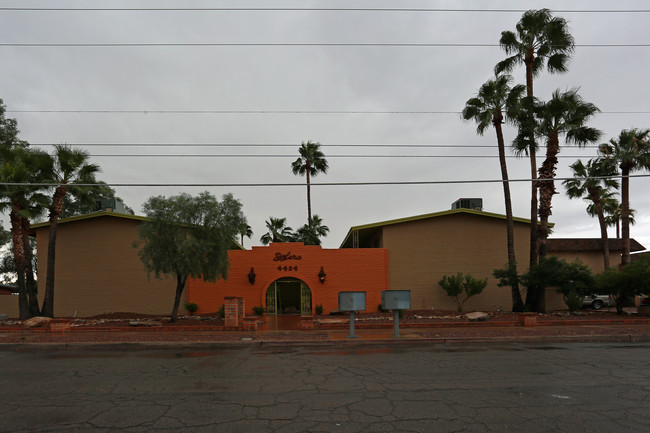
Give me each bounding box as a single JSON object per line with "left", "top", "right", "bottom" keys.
{"left": 82, "top": 154, "right": 597, "bottom": 159}
{"left": 1, "top": 174, "right": 648, "bottom": 188}
{"left": 9, "top": 109, "right": 649, "bottom": 114}
{"left": 29, "top": 143, "right": 605, "bottom": 148}
{"left": 1, "top": 42, "right": 647, "bottom": 47}
{"left": 1, "top": 7, "right": 648, "bottom": 13}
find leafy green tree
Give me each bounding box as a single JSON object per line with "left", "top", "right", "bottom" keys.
{"left": 599, "top": 128, "right": 650, "bottom": 266}
{"left": 136, "top": 192, "right": 245, "bottom": 321}
{"left": 291, "top": 141, "right": 328, "bottom": 227}
{"left": 496, "top": 8, "right": 575, "bottom": 267}
{"left": 563, "top": 158, "right": 619, "bottom": 269}
{"left": 439, "top": 272, "right": 488, "bottom": 312}
{"left": 41, "top": 145, "right": 100, "bottom": 317}
{"left": 596, "top": 256, "right": 650, "bottom": 314}
{"left": 295, "top": 214, "right": 329, "bottom": 245}
{"left": 521, "top": 256, "right": 595, "bottom": 312}
{"left": 462, "top": 74, "right": 526, "bottom": 311}
{"left": 260, "top": 217, "right": 294, "bottom": 245}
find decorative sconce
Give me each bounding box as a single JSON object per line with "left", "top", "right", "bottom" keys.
{"left": 318, "top": 266, "right": 326, "bottom": 284}
{"left": 248, "top": 267, "right": 256, "bottom": 285}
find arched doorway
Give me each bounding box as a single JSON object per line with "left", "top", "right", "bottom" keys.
{"left": 266, "top": 278, "right": 312, "bottom": 315}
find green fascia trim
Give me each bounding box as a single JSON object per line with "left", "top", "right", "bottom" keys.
{"left": 339, "top": 208, "right": 551, "bottom": 248}
{"left": 31, "top": 211, "right": 148, "bottom": 229}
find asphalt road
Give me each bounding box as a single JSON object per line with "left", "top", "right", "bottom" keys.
{"left": 1, "top": 342, "right": 649, "bottom": 432}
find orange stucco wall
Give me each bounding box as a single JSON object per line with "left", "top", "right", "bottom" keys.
{"left": 187, "top": 242, "right": 388, "bottom": 315}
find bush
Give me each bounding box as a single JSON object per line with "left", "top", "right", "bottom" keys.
{"left": 252, "top": 306, "right": 265, "bottom": 316}
{"left": 596, "top": 257, "right": 650, "bottom": 314}
{"left": 315, "top": 305, "right": 323, "bottom": 315}
{"left": 439, "top": 272, "right": 487, "bottom": 312}
{"left": 184, "top": 302, "right": 198, "bottom": 315}
{"left": 521, "top": 256, "right": 595, "bottom": 312}
{"left": 565, "top": 292, "right": 583, "bottom": 312}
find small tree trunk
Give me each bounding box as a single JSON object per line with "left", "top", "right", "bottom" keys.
{"left": 590, "top": 189, "right": 610, "bottom": 270}
{"left": 494, "top": 115, "right": 524, "bottom": 312}
{"left": 9, "top": 210, "right": 30, "bottom": 320}
{"left": 42, "top": 186, "right": 67, "bottom": 318}
{"left": 524, "top": 48, "right": 539, "bottom": 268}
{"left": 620, "top": 169, "right": 631, "bottom": 266}
{"left": 170, "top": 274, "right": 187, "bottom": 322}
{"left": 21, "top": 215, "right": 40, "bottom": 316}
{"left": 306, "top": 163, "right": 312, "bottom": 228}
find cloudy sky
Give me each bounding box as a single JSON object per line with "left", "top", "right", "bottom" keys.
{"left": 1, "top": 0, "right": 649, "bottom": 251}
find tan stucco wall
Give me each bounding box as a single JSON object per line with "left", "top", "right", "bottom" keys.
{"left": 0, "top": 294, "right": 19, "bottom": 318}
{"left": 35, "top": 216, "right": 177, "bottom": 317}
{"left": 380, "top": 213, "right": 569, "bottom": 311}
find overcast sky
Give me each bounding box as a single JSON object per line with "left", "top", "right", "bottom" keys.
{"left": 1, "top": 0, "right": 649, "bottom": 251}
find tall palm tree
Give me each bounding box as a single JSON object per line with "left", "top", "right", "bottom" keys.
{"left": 296, "top": 214, "right": 330, "bottom": 246}
{"left": 41, "top": 145, "right": 100, "bottom": 317}
{"left": 563, "top": 158, "right": 619, "bottom": 269}
{"left": 260, "top": 217, "right": 294, "bottom": 245}
{"left": 462, "top": 74, "right": 526, "bottom": 312}
{"left": 532, "top": 89, "right": 601, "bottom": 311}
{"left": 291, "top": 141, "right": 328, "bottom": 227}
{"left": 599, "top": 128, "right": 650, "bottom": 266}
{"left": 496, "top": 8, "right": 575, "bottom": 266}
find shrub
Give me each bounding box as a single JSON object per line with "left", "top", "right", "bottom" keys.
{"left": 252, "top": 306, "right": 265, "bottom": 316}
{"left": 439, "top": 272, "right": 487, "bottom": 312}
{"left": 596, "top": 257, "right": 650, "bottom": 314}
{"left": 184, "top": 302, "right": 198, "bottom": 315}
{"left": 315, "top": 305, "right": 323, "bottom": 315}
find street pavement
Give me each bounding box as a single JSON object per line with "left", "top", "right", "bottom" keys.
{"left": 1, "top": 342, "right": 649, "bottom": 432}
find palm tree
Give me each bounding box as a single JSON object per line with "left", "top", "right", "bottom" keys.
{"left": 534, "top": 89, "right": 601, "bottom": 256}
{"left": 563, "top": 158, "right": 618, "bottom": 269}
{"left": 238, "top": 222, "right": 253, "bottom": 247}
{"left": 599, "top": 128, "right": 650, "bottom": 266}
{"left": 296, "top": 214, "right": 330, "bottom": 246}
{"left": 462, "top": 74, "right": 526, "bottom": 312}
{"left": 600, "top": 199, "right": 634, "bottom": 239}
{"left": 0, "top": 146, "right": 50, "bottom": 318}
{"left": 260, "top": 217, "right": 294, "bottom": 245}
{"left": 496, "top": 8, "right": 575, "bottom": 266}
{"left": 41, "top": 145, "right": 100, "bottom": 317}
{"left": 291, "top": 141, "right": 328, "bottom": 227}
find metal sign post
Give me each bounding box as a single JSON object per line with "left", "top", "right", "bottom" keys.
{"left": 381, "top": 290, "right": 411, "bottom": 339}
{"left": 338, "top": 292, "right": 366, "bottom": 339}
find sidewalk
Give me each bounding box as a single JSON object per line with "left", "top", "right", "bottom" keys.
{"left": 1, "top": 317, "right": 649, "bottom": 346}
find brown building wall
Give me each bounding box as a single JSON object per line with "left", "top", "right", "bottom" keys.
{"left": 381, "top": 213, "right": 544, "bottom": 311}
{"left": 35, "top": 216, "right": 176, "bottom": 317}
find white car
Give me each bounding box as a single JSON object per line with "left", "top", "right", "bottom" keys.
{"left": 582, "top": 294, "right": 612, "bottom": 310}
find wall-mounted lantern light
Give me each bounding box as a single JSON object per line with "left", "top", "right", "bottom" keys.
{"left": 318, "top": 266, "right": 326, "bottom": 284}
{"left": 248, "top": 267, "right": 256, "bottom": 285}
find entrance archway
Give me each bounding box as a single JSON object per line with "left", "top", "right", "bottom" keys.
{"left": 265, "top": 278, "right": 312, "bottom": 315}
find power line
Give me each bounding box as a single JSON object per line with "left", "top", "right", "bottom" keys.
{"left": 82, "top": 154, "right": 597, "bottom": 159}
{"left": 27, "top": 143, "right": 603, "bottom": 149}
{"left": 1, "top": 42, "right": 648, "bottom": 47}
{"left": 1, "top": 7, "right": 648, "bottom": 13}
{"left": 9, "top": 109, "right": 650, "bottom": 114}
{"left": 1, "top": 174, "right": 647, "bottom": 188}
